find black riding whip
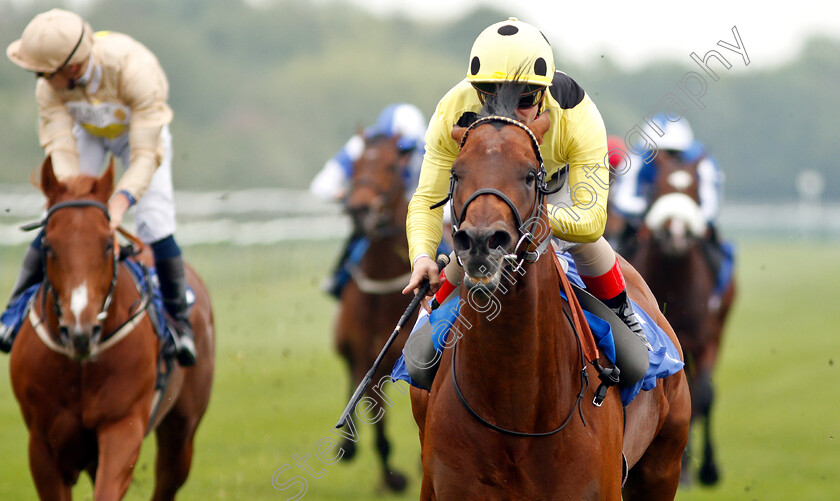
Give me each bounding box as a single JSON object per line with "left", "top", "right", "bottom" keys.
{"left": 335, "top": 253, "right": 450, "bottom": 429}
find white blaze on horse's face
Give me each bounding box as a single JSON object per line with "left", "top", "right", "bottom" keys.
{"left": 645, "top": 192, "right": 706, "bottom": 256}
{"left": 645, "top": 193, "right": 706, "bottom": 237}
{"left": 667, "top": 170, "right": 694, "bottom": 191}
{"left": 69, "top": 282, "right": 89, "bottom": 330}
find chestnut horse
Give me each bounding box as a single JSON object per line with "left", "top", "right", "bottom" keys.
{"left": 629, "top": 150, "right": 736, "bottom": 485}
{"left": 410, "top": 110, "right": 690, "bottom": 499}
{"left": 333, "top": 134, "right": 415, "bottom": 492}
{"left": 9, "top": 157, "right": 214, "bottom": 500}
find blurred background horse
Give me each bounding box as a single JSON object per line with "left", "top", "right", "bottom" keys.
{"left": 628, "top": 149, "right": 737, "bottom": 485}
{"left": 333, "top": 134, "right": 416, "bottom": 492}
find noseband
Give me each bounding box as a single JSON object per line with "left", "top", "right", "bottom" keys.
{"left": 431, "top": 116, "right": 561, "bottom": 271}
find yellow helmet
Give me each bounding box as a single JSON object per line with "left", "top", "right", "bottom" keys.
{"left": 6, "top": 9, "right": 94, "bottom": 73}
{"left": 467, "top": 18, "right": 555, "bottom": 88}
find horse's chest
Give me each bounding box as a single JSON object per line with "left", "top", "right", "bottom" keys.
{"left": 426, "top": 417, "right": 616, "bottom": 498}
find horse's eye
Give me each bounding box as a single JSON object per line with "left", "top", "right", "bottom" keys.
{"left": 105, "top": 240, "right": 114, "bottom": 255}
{"left": 525, "top": 171, "right": 537, "bottom": 186}
{"left": 451, "top": 172, "right": 459, "bottom": 182}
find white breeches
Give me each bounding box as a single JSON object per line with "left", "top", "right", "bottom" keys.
{"left": 73, "top": 124, "right": 176, "bottom": 244}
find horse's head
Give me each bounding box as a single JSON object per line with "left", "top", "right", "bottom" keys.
{"left": 644, "top": 150, "right": 705, "bottom": 256}
{"left": 37, "top": 156, "right": 117, "bottom": 360}
{"left": 344, "top": 134, "right": 408, "bottom": 238}
{"left": 448, "top": 104, "right": 551, "bottom": 296}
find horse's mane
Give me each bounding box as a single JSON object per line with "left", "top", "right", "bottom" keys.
{"left": 478, "top": 70, "right": 532, "bottom": 125}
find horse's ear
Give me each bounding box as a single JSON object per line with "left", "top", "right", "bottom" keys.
{"left": 93, "top": 156, "right": 115, "bottom": 202}
{"left": 40, "top": 156, "right": 64, "bottom": 201}
{"left": 451, "top": 125, "right": 467, "bottom": 146}
{"left": 530, "top": 112, "right": 551, "bottom": 144}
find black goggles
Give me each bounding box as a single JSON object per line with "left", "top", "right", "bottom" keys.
{"left": 473, "top": 83, "right": 546, "bottom": 109}
{"left": 35, "top": 23, "right": 85, "bottom": 80}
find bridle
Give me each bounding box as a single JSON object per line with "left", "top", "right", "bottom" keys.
{"left": 431, "top": 115, "right": 561, "bottom": 273}
{"left": 21, "top": 200, "right": 148, "bottom": 357}
{"left": 433, "top": 116, "right": 593, "bottom": 436}
{"left": 23, "top": 200, "right": 118, "bottom": 327}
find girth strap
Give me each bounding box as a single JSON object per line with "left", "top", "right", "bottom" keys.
{"left": 550, "top": 248, "right": 623, "bottom": 407}
{"left": 550, "top": 250, "right": 598, "bottom": 361}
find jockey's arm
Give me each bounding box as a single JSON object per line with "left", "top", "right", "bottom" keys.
{"left": 405, "top": 113, "right": 457, "bottom": 267}
{"left": 544, "top": 94, "right": 608, "bottom": 243}
{"left": 404, "top": 93, "right": 462, "bottom": 295}
{"left": 116, "top": 46, "right": 173, "bottom": 203}
{"left": 697, "top": 156, "right": 722, "bottom": 223}
{"left": 609, "top": 152, "right": 648, "bottom": 220}
{"left": 36, "top": 80, "right": 80, "bottom": 181}
{"left": 309, "top": 134, "right": 364, "bottom": 202}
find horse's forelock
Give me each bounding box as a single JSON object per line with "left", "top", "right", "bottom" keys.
{"left": 478, "top": 73, "right": 531, "bottom": 122}
{"left": 63, "top": 175, "right": 99, "bottom": 198}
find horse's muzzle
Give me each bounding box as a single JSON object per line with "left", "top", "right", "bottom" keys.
{"left": 453, "top": 225, "right": 513, "bottom": 295}
{"left": 59, "top": 324, "right": 103, "bottom": 360}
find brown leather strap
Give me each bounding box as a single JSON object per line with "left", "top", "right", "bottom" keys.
{"left": 116, "top": 226, "right": 146, "bottom": 254}
{"left": 550, "top": 249, "right": 599, "bottom": 362}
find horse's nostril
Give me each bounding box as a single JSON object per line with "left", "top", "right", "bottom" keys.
{"left": 58, "top": 325, "right": 70, "bottom": 340}
{"left": 453, "top": 230, "right": 471, "bottom": 252}
{"left": 488, "top": 230, "right": 512, "bottom": 252}
{"left": 91, "top": 324, "right": 102, "bottom": 340}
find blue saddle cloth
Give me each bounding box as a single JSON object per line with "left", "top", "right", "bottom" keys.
{"left": 392, "top": 251, "right": 685, "bottom": 406}
{"left": 0, "top": 259, "right": 185, "bottom": 346}
{"left": 715, "top": 240, "right": 736, "bottom": 297}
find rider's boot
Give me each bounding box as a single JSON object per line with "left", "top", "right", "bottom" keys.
{"left": 156, "top": 254, "right": 197, "bottom": 367}
{"left": 580, "top": 258, "right": 651, "bottom": 349}
{"left": 322, "top": 234, "right": 365, "bottom": 298}
{"left": 0, "top": 244, "right": 44, "bottom": 353}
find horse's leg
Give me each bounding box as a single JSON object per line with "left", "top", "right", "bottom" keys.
{"left": 92, "top": 416, "right": 145, "bottom": 501}
{"left": 694, "top": 367, "right": 720, "bottom": 486}
{"left": 372, "top": 402, "right": 407, "bottom": 492}
{"left": 334, "top": 308, "right": 360, "bottom": 462}
{"left": 624, "top": 378, "right": 690, "bottom": 501}
{"left": 151, "top": 411, "right": 196, "bottom": 501}
{"left": 28, "top": 433, "right": 73, "bottom": 501}
{"left": 679, "top": 354, "right": 698, "bottom": 486}
{"left": 336, "top": 378, "right": 359, "bottom": 461}
{"left": 418, "top": 478, "right": 435, "bottom": 501}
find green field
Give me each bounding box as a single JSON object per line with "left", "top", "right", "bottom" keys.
{"left": 0, "top": 239, "right": 838, "bottom": 500}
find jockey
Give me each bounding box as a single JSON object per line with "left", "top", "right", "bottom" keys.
{"left": 610, "top": 113, "right": 732, "bottom": 295}
{"left": 611, "top": 114, "right": 723, "bottom": 229}
{"left": 403, "top": 18, "right": 648, "bottom": 340}
{"left": 1, "top": 9, "right": 196, "bottom": 366}
{"left": 310, "top": 103, "right": 428, "bottom": 297}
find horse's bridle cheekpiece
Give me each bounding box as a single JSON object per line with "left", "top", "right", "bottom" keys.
{"left": 431, "top": 115, "right": 561, "bottom": 272}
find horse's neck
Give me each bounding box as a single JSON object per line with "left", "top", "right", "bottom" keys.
{"left": 456, "top": 257, "right": 579, "bottom": 420}
{"left": 644, "top": 241, "right": 708, "bottom": 282}
{"left": 639, "top": 240, "right": 714, "bottom": 313}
